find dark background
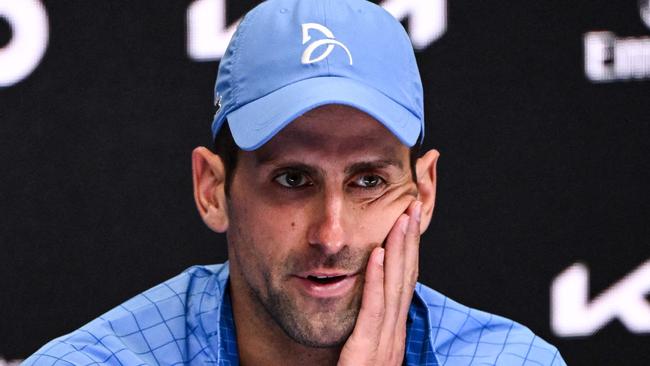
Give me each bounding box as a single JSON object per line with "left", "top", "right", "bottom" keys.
{"left": 1, "top": 1, "right": 648, "bottom": 364}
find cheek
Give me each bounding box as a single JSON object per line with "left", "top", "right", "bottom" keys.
{"left": 229, "top": 173, "right": 306, "bottom": 238}
{"left": 227, "top": 195, "right": 305, "bottom": 262}
{"left": 353, "top": 186, "right": 417, "bottom": 244}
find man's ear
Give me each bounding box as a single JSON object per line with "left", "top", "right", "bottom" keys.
{"left": 415, "top": 149, "right": 440, "bottom": 234}
{"left": 192, "top": 146, "right": 229, "bottom": 233}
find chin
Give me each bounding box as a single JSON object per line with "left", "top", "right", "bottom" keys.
{"left": 288, "top": 324, "right": 354, "bottom": 349}
{"left": 275, "top": 306, "right": 358, "bottom": 349}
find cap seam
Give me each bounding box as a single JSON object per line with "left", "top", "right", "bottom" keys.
{"left": 324, "top": 0, "right": 331, "bottom": 75}
{"left": 231, "top": 5, "right": 263, "bottom": 110}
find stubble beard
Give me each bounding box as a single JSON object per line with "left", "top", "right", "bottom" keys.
{"left": 240, "top": 247, "right": 370, "bottom": 348}
{"left": 252, "top": 274, "right": 361, "bottom": 348}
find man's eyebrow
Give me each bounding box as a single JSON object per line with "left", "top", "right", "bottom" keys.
{"left": 344, "top": 159, "right": 404, "bottom": 175}
{"left": 254, "top": 150, "right": 278, "bottom": 166}
{"left": 254, "top": 155, "right": 324, "bottom": 176}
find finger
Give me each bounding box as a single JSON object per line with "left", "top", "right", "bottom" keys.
{"left": 396, "top": 201, "right": 422, "bottom": 331}
{"left": 381, "top": 212, "right": 409, "bottom": 333}
{"left": 348, "top": 246, "right": 385, "bottom": 345}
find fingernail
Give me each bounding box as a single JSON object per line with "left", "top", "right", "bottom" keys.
{"left": 414, "top": 201, "right": 422, "bottom": 223}
{"left": 399, "top": 215, "right": 409, "bottom": 233}
{"left": 375, "top": 248, "right": 385, "bottom": 266}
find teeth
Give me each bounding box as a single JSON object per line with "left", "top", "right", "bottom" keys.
{"left": 309, "top": 275, "right": 339, "bottom": 279}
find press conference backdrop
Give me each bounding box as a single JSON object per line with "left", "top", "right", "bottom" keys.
{"left": 1, "top": 0, "right": 649, "bottom": 364}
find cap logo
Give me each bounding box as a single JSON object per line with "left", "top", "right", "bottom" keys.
{"left": 301, "top": 23, "right": 353, "bottom": 65}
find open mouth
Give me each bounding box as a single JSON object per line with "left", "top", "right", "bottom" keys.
{"left": 294, "top": 272, "right": 357, "bottom": 298}
{"left": 306, "top": 275, "right": 347, "bottom": 285}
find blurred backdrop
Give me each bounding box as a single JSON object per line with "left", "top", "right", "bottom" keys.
{"left": 1, "top": 1, "right": 649, "bottom": 364}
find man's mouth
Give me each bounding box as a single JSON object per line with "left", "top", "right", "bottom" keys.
{"left": 293, "top": 271, "right": 358, "bottom": 298}
{"left": 306, "top": 274, "right": 348, "bottom": 285}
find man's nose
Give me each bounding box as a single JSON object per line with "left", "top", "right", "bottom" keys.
{"left": 307, "top": 190, "right": 348, "bottom": 255}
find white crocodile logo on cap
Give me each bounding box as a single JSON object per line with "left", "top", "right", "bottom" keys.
{"left": 301, "top": 23, "right": 353, "bottom": 65}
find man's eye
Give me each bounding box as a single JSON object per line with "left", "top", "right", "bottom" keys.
{"left": 353, "top": 175, "right": 384, "bottom": 188}
{"left": 274, "top": 172, "right": 311, "bottom": 188}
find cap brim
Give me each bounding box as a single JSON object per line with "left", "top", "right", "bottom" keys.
{"left": 223, "top": 76, "right": 422, "bottom": 151}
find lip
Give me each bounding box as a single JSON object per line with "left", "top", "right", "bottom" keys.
{"left": 292, "top": 272, "right": 358, "bottom": 299}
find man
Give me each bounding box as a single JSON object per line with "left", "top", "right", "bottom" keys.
{"left": 24, "top": 0, "right": 566, "bottom": 365}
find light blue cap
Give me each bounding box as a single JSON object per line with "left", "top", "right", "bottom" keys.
{"left": 212, "top": 0, "right": 424, "bottom": 150}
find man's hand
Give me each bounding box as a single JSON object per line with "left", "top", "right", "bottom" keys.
{"left": 338, "top": 200, "right": 422, "bottom": 366}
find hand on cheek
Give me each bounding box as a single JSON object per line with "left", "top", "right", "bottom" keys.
{"left": 337, "top": 200, "right": 422, "bottom": 366}
{"left": 359, "top": 183, "right": 419, "bottom": 246}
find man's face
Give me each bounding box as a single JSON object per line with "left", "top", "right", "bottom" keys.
{"left": 226, "top": 104, "right": 418, "bottom": 348}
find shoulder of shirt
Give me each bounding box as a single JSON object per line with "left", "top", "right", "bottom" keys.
{"left": 414, "top": 282, "right": 567, "bottom": 366}
{"left": 22, "top": 264, "right": 229, "bottom": 366}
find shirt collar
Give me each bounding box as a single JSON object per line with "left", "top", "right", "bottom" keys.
{"left": 217, "top": 282, "right": 240, "bottom": 365}
{"left": 406, "top": 284, "right": 441, "bottom": 365}
{"left": 213, "top": 263, "right": 439, "bottom": 365}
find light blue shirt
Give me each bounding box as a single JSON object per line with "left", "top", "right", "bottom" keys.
{"left": 23, "top": 263, "right": 566, "bottom": 365}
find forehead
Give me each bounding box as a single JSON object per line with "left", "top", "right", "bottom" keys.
{"left": 252, "top": 104, "right": 409, "bottom": 162}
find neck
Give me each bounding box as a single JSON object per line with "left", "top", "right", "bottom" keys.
{"left": 229, "top": 268, "right": 342, "bottom": 366}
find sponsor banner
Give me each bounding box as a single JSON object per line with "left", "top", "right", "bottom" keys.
{"left": 584, "top": 1, "right": 650, "bottom": 82}
{"left": 0, "top": 0, "right": 48, "bottom": 87}
{"left": 552, "top": 259, "right": 650, "bottom": 337}
{"left": 187, "top": 0, "right": 447, "bottom": 60}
